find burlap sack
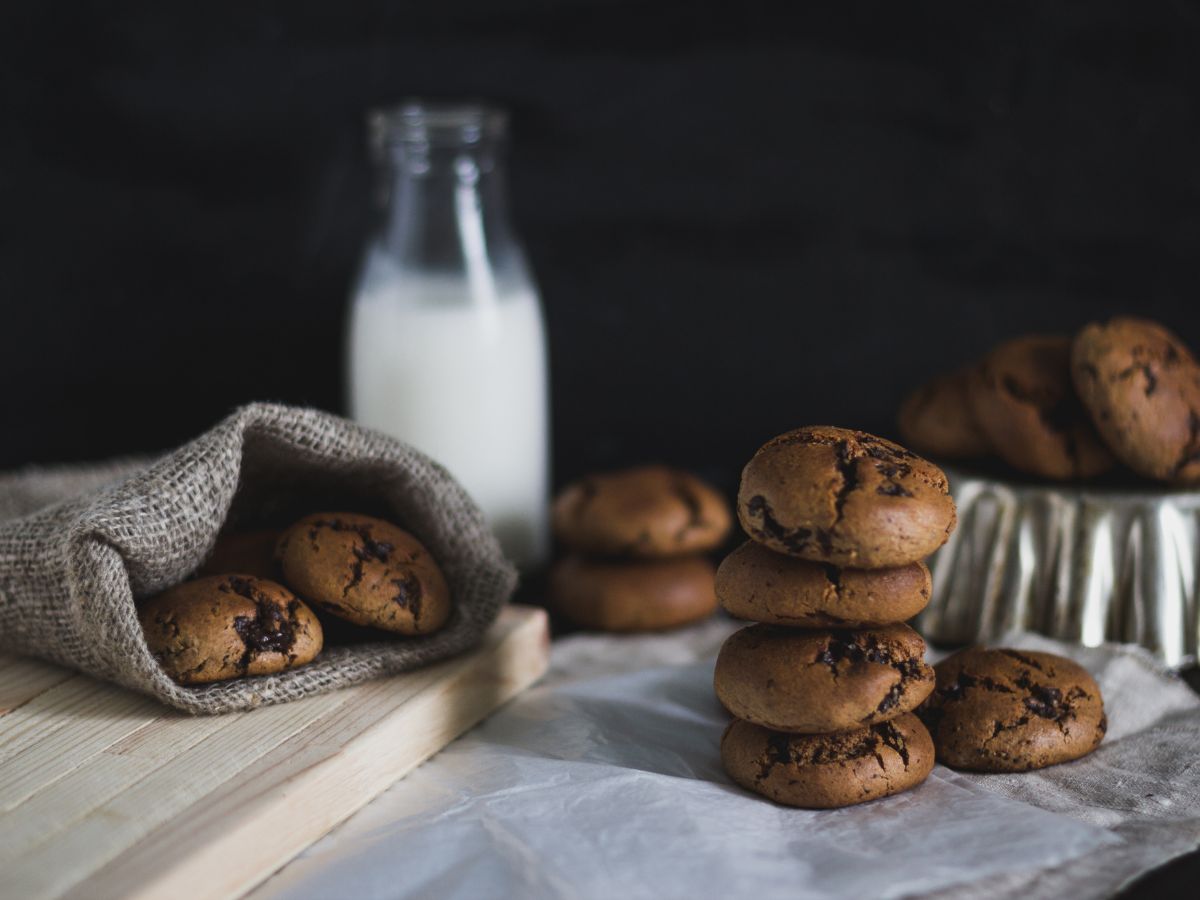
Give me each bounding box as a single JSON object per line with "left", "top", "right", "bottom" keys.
{"left": 0, "top": 403, "right": 518, "bottom": 714}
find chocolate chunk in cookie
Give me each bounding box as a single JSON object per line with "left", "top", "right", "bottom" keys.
{"left": 919, "top": 647, "right": 1107, "bottom": 772}
{"left": 714, "top": 623, "right": 935, "bottom": 733}
{"left": 549, "top": 554, "right": 717, "bottom": 632}
{"left": 721, "top": 713, "right": 935, "bottom": 808}
{"left": 276, "top": 513, "right": 451, "bottom": 635}
{"left": 140, "top": 574, "right": 323, "bottom": 685}
{"left": 553, "top": 466, "right": 731, "bottom": 559}
{"left": 1071, "top": 317, "right": 1200, "bottom": 484}
{"left": 716, "top": 541, "right": 930, "bottom": 627}
{"left": 968, "top": 335, "right": 1115, "bottom": 480}
{"left": 737, "top": 426, "right": 956, "bottom": 568}
{"left": 897, "top": 369, "right": 991, "bottom": 459}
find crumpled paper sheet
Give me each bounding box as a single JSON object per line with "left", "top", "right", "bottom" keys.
{"left": 251, "top": 618, "right": 1200, "bottom": 900}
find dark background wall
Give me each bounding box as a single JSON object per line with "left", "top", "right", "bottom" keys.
{"left": 3, "top": 0, "right": 1199, "bottom": 493}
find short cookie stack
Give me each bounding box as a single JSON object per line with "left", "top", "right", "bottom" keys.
{"left": 549, "top": 466, "right": 731, "bottom": 632}
{"left": 714, "top": 426, "right": 958, "bottom": 808}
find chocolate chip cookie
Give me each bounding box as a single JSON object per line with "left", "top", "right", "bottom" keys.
{"left": 968, "top": 335, "right": 1114, "bottom": 480}
{"left": 897, "top": 369, "right": 991, "bottom": 459}
{"left": 140, "top": 574, "right": 323, "bottom": 685}
{"left": 1071, "top": 317, "right": 1200, "bottom": 484}
{"left": 549, "top": 555, "right": 717, "bottom": 632}
{"left": 196, "top": 529, "right": 281, "bottom": 581}
{"left": 552, "top": 466, "right": 731, "bottom": 559}
{"left": 721, "top": 713, "right": 935, "bottom": 808}
{"left": 276, "top": 513, "right": 451, "bottom": 635}
{"left": 919, "top": 647, "right": 1107, "bottom": 772}
{"left": 737, "top": 426, "right": 956, "bottom": 568}
{"left": 714, "top": 623, "right": 935, "bottom": 733}
{"left": 715, "top": 541, "right": 930, "bottom": 627}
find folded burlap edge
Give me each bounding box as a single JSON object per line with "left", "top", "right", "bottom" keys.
{"left": 0, "top": 403, "right": 519, "bottom": 714}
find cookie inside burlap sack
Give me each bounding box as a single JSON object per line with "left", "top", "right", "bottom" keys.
{"left": 0, "top": 403, "right": 517, "bottom": 713}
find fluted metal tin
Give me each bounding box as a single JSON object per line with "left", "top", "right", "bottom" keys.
{"left": 921, "top": 467, "right": 1200, "bottom": 668}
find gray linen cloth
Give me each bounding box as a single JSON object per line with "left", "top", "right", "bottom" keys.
{"left": 0, "top": 403, "right": 517, "bottom": 714}
{"left": 251, "top": 621, "right": 1200, "bottom": 899}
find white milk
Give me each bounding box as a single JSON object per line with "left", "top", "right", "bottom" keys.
{"left": 348, "top": 258, "right": 550, "bottom": 567}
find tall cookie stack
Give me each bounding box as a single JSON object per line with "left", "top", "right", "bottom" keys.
{"left": 714, "top": 426, "right": 957, "bottom": 808}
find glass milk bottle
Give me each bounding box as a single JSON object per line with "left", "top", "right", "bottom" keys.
{"left": 347, "top": 102, "right": 550, "bottom": 568}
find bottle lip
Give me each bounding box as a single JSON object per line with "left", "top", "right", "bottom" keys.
{"left": 368, "top": 100, "right": 508, "bottom": 151}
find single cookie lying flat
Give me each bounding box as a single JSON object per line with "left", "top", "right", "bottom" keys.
{"left": 919, "top": 646, "right": 1107, "bottom": 772}
{"left": 276, "top": 513, "right": 451, "bottom": 635}
{"left": 968, "top": 334, "right": 1114, "bottom": 480}
{"left": 737, "top": 426, "right": 956, "bottom": 568}
{"left": 140, "top": 574, "right": 323, "bottom": 685}
{"left": 897, "top": 369, "right": 991, "bottom": 459}
{"left": 1071, "top": 316, "right": 1200, "bottom": 484}
{"left": 196, "top": 529, "right": 281, "bottom": 581}
{"left": 552, "top": 466, "right": 731, "bottom": 559}
{"left": 714, "top": 623, "right": 935, "bottom": 733}
{"left": 721, "top": 714, "right": 935, "bottom": 808}
{"left": 715, "top": 541, "right": 930, "bottom": 627}
{"left": 549, "top": 555, "right": 717, "bottom": 632}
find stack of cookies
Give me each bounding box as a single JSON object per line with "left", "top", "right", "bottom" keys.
{"left": 713, "top": 426, "right": 957, "bottom": 808}
{"left": 549, "top": 466, "right": 731, "bottom": 632}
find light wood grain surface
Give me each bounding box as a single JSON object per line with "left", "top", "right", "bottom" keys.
{"left": 0, "top": 605, "right": 550, "bottom": 900}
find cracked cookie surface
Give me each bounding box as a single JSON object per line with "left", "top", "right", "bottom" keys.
{"left": 968, "top": 334, "right": 1115, "bottom": 480}
{"left": 552, "top": 466, "right": 731, "bottom": 559}
{"left": 276, "top": 512, "right": 451, "bottom": 635}
{"left": 736, "top": 426, "right": 956, "bottom": 568}
{"left": 549, "top": 554, "right": 717, "bottom": 632}
{"left": 714, "top": 623, "right": 935, "bottom": 733}
{"left": 918, "top": 646, "right": 1106, "bottom": 772}
{"left": 1071, "top": 317, "right": 1200, "bottom": 484}
{"left": 898, "top": 368, "right": 991, "bottom": 460}
{"left": 139, "top": 574, "right": 323, "bottom": 685}
{"left": 716, "top": 541, "right": 930, "bottom": 627}
{"left": 721, "top": 713, "right": 935, "bottom": 808}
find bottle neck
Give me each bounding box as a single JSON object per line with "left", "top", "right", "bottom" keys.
{"left": 375, "top": 140, "right": 515, "bottom": 277}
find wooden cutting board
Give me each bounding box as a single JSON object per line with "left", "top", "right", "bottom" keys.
{"left": 0, "top": 604, "right": 549, "bottom": 900}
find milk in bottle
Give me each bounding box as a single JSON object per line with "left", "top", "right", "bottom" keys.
{"left": 347, "top": 102, "right": 550, "bottom": 567}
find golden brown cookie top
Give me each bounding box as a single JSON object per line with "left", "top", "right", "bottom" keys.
{"left": 737, "top": 426, "right": 956, "bottom": 568}
{"left": 1071, "top": 317, "right": 1200, "bottom": 483}
{"left": 897, "top": 369, "right": 991, "bottom": 459}
{"left": 276, "top": 513, "right": 451, "bottom": 636}
{"left": 715, "top": 540, "right": 930, "bottom": 627}
{"left": 919, "top": 646, "right": 1106, "bottom": 772}
{"left": 969, "top": 334, "right": 1114, "bottom": 480}
{"left": 721, "top": 714, "right": 935, "bottom": 808}
{"left": 139, "top": 574, "right": 323, "bottom": 685}
{"left": 713, "top": 622, "right": 935, "bottom": 733}
{"left": 552, "top": 465, "right": 731, "bottom": 558}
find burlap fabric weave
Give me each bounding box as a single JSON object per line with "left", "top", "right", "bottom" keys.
{"left": 0, "top": 403, "right": 518, "bottom": 714}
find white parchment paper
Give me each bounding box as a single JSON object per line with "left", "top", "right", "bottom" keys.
{"left": 252, "top": 619, "right": 1200, "bottom": 900}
